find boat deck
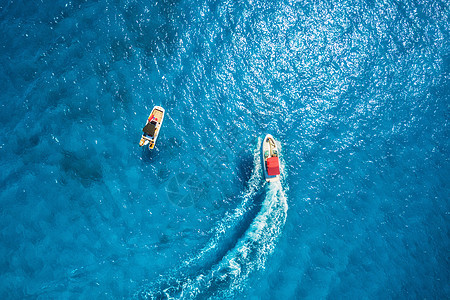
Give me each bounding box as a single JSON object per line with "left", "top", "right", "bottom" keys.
{"left": 152, "top": 109, "right": 164, "bottom": 122}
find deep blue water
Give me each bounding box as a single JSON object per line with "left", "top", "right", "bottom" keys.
{"left": 1, "top": 0, "right": 449, "bottom": 298}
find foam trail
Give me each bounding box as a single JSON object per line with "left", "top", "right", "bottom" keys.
{"left": 180, "top": 138, "right": 263, "bottom": 269}
{"left": 137, "top": 139, "right": 288, "bottom": 299}
{"left": 176, "top": 180, "right": 288, "bottom": 299}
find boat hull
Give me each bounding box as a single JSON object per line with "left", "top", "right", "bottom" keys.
{"left": 261, "top": 134, "right": 280, "bottom": 182}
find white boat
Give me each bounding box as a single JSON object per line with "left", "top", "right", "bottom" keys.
{"left": 261, "top": 134, "right": 280, "bottom": 182}
{"left": 139, "top": 106, "right": 165, "bottom": 149}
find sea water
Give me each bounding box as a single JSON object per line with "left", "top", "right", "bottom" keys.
{"left": 0, "top": 0, "right": 448, "bottom": 299}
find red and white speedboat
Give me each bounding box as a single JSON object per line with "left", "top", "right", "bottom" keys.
{"left": 261, "top": 134, "right": 280, "bottom": 182}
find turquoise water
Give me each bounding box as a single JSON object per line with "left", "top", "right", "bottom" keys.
{"left": 0, "top": 0, "right": 448, "bottom": 298}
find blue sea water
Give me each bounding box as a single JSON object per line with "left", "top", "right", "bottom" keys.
{"left": 0, "top": 0, "right": 449, "bottom": 298}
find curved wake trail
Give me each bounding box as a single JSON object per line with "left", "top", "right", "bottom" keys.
{"left": 137, "top": 140, "right": 288, "bottom": 299}
{"left": 180, "top": 139, "right": 264, "bottom": 270}
{"left": 177, "top": 181, "right": 288, "bottom": 299}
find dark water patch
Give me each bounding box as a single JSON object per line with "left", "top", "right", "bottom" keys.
{"left": 109, "top": 69, "right": 133, "bottom": 106}
{"left": 110, "top": 38, "right": 133, "bottom": 62}
{"left": 122, "top": 1, "right": 180, "bottom": 57}
{"left": 47, "top": 86, "right": 70, "bottom": 108}
{"left": 60, "top": 150, "right": 103, "bottom": 187}
{"left": 92, "top": 58, "right": 110, "bottom": 81}
{"left": 236, "top": 149, "right": 255, "bottom": 186}
{"left": 140, "top": 146, "right": 161, "bottom": 164}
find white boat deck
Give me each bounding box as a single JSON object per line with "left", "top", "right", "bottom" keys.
{"left": 152, "top": 109, "right": 164, "bottom": 122}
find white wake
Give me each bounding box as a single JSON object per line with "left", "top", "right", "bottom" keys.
{"left": 137, "top": 139, "right": 288, "bottom": 299}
